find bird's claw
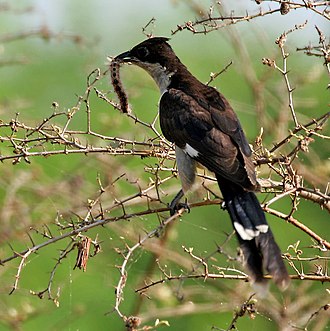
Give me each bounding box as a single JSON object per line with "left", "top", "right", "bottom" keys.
{"left": 169, "top": 202, "right": 190, "bottom": 216}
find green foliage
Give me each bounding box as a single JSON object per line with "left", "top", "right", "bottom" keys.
{"left": 0, "top": 1, "right": 329, "bottom": 331}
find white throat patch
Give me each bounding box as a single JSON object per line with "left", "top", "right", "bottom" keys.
{"left": 137, "top": 62, "right": 172, "bottom": 94}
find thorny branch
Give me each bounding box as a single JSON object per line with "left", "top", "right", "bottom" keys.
{"left": 1, "top": 58, "right": 329, "bottom": 325}
{"left": 172, "top": 1, "right": 330, "bottom": 35}
{"left": 0, "top": 25, "right": 86, "bottom": 67}
{"left": 114, "top": 208, "right": 186, "bottom": 320}
{"left": 1, "top": 2, "right": 329, "bottom": 330}
{"left": 273, "top": 21, "right": 310, "bottom": 128}
{"left": 136, "top": 266, "right": 330, "bottom": 295}
{"left": 291, "top": 303, "right": 330, "bottom": 330}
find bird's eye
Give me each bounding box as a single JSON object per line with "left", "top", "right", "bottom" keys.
{"left": 136, "top": 46, "right": 149, "bottom": 59}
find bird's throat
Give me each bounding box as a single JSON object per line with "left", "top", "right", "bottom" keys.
{"left": 136, "top": 62, "right": 173, "bottom": 94}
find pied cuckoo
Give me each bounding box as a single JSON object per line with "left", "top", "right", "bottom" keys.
{"left": 115, "top": 37, "right": 289, "bottom": 290}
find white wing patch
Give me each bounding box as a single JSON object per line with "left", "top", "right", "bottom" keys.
{"left": 234, "top": 222, "right": 269, "bottom": 241}
{"left": 256, "top": 224, "right": 269, "bottom": 233}
{"left": 184, "top": 144, "right": 199, "bottom": 158}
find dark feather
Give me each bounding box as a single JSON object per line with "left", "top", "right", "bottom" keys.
{"left": 160, "top": 88, "right": 257, "bottom": 190}
{"left": 217, "top": 175, "right": 290, "bottom": 289}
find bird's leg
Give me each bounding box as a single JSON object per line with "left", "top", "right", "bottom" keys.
{"left": 169, "top": 189, "right": 190, "bottom": 216}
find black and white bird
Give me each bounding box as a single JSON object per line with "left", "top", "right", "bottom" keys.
{"left": 115, "top": 37, "right": 289, "bottom": 290}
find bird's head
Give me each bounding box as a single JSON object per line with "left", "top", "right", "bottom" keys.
{"left": 115, "top": 37, "right": 175, "bottom": 67}
{"left": 115, "top": 37, "right": 181, "bottom": 93}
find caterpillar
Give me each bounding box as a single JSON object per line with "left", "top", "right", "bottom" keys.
{"left": 110, "top": 59, "right": 129, "bottom": 114}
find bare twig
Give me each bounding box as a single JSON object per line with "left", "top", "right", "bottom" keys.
{"left": 114, "top": 208, "right": 186, "bottom": 320}
{"left": 264, "top": 206, "right": 330, "bottom": 250}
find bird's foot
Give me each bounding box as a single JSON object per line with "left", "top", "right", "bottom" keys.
{"left": 169, "top": 201, "right": 190, "bottom": 216}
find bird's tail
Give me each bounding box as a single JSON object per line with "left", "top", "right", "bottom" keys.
{"left": 216, "top": 175, "right": 290, "bottom": 291}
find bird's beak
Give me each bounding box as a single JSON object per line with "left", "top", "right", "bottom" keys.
{"left": 115, "top": 50, "right": 135, "bottom": 63}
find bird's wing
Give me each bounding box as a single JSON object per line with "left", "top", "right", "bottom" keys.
{"left": 159, "top": 88, "right": 257, "bottom": 190}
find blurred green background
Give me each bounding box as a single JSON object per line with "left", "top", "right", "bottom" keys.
{"left": 0, "top": 1, "right": 329, "bottom": 330}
